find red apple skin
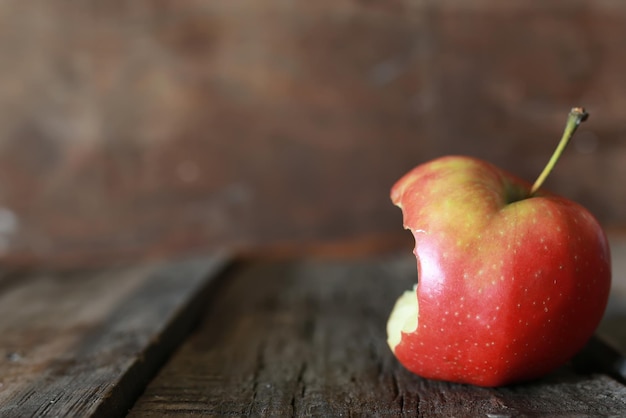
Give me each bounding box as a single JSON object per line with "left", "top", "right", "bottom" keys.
{"left": 388, "top": 155, "right": 611, "bottom": 387}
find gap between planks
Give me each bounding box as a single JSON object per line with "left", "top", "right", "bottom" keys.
{"left": 129, "top": 249, "right": 626, "bottom": 417}
{"left": 0, "top": 254, "right": 230, "bottom": 417}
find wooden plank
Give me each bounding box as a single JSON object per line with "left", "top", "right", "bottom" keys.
{"left": 0, "top": 254, "right": 230, "bottom": 417}
{"left": 128, "top": 243, "right": 626, "bottom": 417}
{"left": 3, "top": 2, "right": 626, "bottom": 265}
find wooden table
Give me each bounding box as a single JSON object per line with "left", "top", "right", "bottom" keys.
{"left": 1, "top": 238, "right": 626, "bottom": 417}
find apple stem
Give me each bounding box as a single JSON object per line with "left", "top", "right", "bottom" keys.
{"left": 529, "top": 107, "right": 589, "bottom": 196}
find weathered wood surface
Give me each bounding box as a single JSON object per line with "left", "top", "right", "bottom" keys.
{"left": 1, "top": 238, "right": 624, "bottom": 417}
{"left": 129, "top": 240, "right": 626, "bottom": 417}
{"left": 0, "top": 254, "right": 229, "bottom": 417}
{"left": 1, "top": 2, "right": 626, "bottom": 265}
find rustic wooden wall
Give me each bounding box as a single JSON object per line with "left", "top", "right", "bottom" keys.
{"left": 0, "top": 1, "right": 625, "bottom": 264}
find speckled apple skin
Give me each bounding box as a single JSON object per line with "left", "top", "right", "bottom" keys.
{"left": 389, "top": 156, "right": 611, "bottom": 387}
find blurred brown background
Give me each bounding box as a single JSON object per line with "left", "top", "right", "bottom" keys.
{"left": 0, "top": 1, "right": 624, "bottom": 265}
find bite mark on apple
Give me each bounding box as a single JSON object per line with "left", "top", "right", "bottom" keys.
{"left": 387, "top": 285, "right": 418, "bottom": 352}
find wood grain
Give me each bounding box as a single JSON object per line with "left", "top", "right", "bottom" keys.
{"left": 129, "top": 249, "right": 626, "bottom": 417}
{"left": 1, "top": 2, "right": 626, "bottom": 265}
{"left": 0, "top": 255, "right": 229, "bottom": 417}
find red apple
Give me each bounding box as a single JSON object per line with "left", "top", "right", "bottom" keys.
{"left": 386, "top": 108, "right": 611, "bottom": 387}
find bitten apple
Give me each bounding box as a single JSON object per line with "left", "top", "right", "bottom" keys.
{"left": 387, "top": 108, "right": 611, "bottom": 387}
